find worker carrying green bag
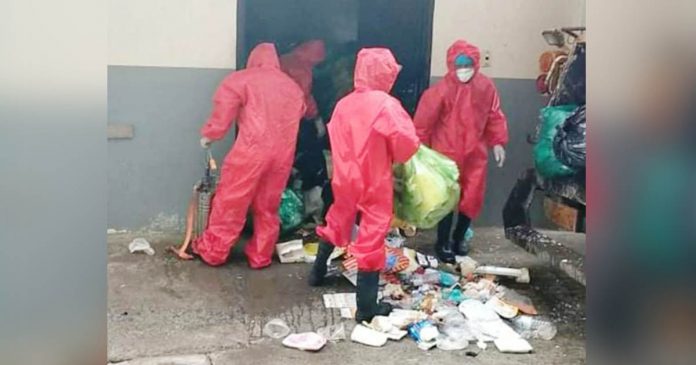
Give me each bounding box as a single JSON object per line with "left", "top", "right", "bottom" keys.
{"left": 393, "top": 145, "right": 461, "bottom": 229}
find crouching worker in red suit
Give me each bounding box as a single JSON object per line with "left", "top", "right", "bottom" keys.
{"left": 193, "top": 43, "right": 306, "bottom": 269}
{"left": 309, "top": 48, "right": 421, "bottom": 323}
{"left": 414, "top": 40, "right": 509, "bottom": 263}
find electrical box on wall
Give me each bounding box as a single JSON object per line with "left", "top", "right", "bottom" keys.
{"left": 481, "top": 49, "right": 492, "bottom": 68}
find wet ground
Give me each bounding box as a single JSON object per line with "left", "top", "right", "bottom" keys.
{"left": 108, "top": 227, "right": 586, "bottom": 364}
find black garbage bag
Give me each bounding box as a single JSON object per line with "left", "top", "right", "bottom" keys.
{"left": 551, "top": 42, "right": 585, "bottom": 106}
{"left": 553, "top": 105, "right": 586, "bottom": 169}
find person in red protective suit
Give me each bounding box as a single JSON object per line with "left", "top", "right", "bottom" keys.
{"left": 193, "top": 43, "right": 306, "bottom": 269}
{"left": 308, "top": 48, "right": 421, "bottom": 323}
{"left": 280, "top": 40, "right": 328, "bottom": 215}
{"left": 280, "top": 40, "right": 325, "bottom": 121}
{"left": 413, "top": 40, "right": 509, "bottom": 263}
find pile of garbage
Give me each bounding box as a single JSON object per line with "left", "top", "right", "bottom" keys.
{"left": 272, "top": 229, "right": 557, "bottom": 355}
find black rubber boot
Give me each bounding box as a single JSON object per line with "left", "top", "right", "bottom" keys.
{"left": 435, "top": 213, "right": 456, "bottom": 264}
{"left": 355, "top": 271, "right": 393, "bottom": 323}
{"left": 308, "top": 241, "right": 334, "bottom": 287}
{"left": 452, "top": 213, "right": 472, "bottom": 256}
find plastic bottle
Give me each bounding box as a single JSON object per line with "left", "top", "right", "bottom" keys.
{"left": 509, "top": 315, "right": 557, "bottom": 340}
{"left": 407, "top": 320, "right": 439, "bottom": 343}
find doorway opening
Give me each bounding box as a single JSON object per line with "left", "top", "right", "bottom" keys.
{"left": 236, "top": 0, "right": 435, "bottom": 115}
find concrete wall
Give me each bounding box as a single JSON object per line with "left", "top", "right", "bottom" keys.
{"left": 431, "top": 0, "right": 587, "bottom": 79}
{"left": 109, "top": 0, "right": 238, "bottom": 69}
{"left": 107, "top": 0, "right": 585, "bottom": 230}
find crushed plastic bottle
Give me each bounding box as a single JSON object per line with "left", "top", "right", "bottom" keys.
{"left": 407, "top": 320, "right": 439, "bottom": 343}
{"left": 509, "top": 315, "right": 557, "bottom": 340}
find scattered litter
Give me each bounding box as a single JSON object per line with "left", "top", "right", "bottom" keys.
{"left": 107, "top": 228, "right": 128, "bottom": 234}
{"left": 439, "top": 271, "right": 458, "bottom": 287}
{"left": 340, "top": 308, "right": 354, "bottom": 319}
{"left": 384, "top": 283, "right": 407, "bottom": 300}
{"left": 282, "top": 332, "right": 327, "bottom": 351}
{"left": 342, "top": 269, "right": 358, "bottom": 286}
{"left": 369, "top": 316, "right": 394, "bottom": 332}
{"left": 456, "top": 256, "right": 479, "bottom": 277}
{"left": 385, "top": 230, "right": 406, "bottom": 248}
{"left": 418, "top": 340, "right": 438, "bottom": 351}
{"left": 276, "top": 239, "right": 306, "bottom": 263}
{"left": 499, "top": 288, "right": 538, "bottom": 315}
{"left": 128, "top": 238, "right": 155, "bottom": 255}
{"left": 485, "top": 296, "right": 519, "bottom": 319}
{"left": 385, "top": 328, "right": 408, "bottom": 340}
{"left": 434, "top": 305, "right": 476, "bottom": 342}
{"left": 474, "top": 266, "right": 530, "bottom": 284}
{"left": 494, "top": 337, "right": 534, "bottom": 353}
{"left": 295, "top": 236, "right": 560, "bottom": 355}
{"left": 408, "top": 320, "right": 440, "bottom": 343}
{"left": 323, "top": 293, "right": 356, "bottom": 309}
{"left": 411, "top": 268, "right": 441, "bottom": 287}
{"left": 389, "top": 309, "right": 428, "bottom": 329}
{"left": 317, "top": 323, "right": 346, "bottom": 342}
{"left": 459, "top": 300, "right": 521, "bottom": 341}
{"left": 416, "top": 252, "right": 439, "bottom": 268}
{"left": 263, "top": 318, "right": 291, "bottom": 339}
{"left": 462, "top": 279, "right": 497, "bottom": 302}
{"left": 351, "top": 324, "right": 388, "bottom": 347}
{"left": 442, "top": 288, "right": 465, "bottom": 304}
{"left": 508, "top": 315, "right": 558, "bottom": 340}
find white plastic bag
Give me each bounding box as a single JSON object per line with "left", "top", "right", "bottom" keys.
{"left": 128, "top": 238, "right": 155, "bottom": 256}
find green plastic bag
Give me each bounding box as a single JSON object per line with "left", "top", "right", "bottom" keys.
{"left": 534, "top": 105, "right": 577, "bottom": 178}
{"left": 279, "top": 189, "right": 304, "bottom": 233}
{"left": 394, "top": 146, "right": 461, "bottom": 229}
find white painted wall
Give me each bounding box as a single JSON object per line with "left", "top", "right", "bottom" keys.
{"left": 108, "top": 0, "right": 585, "bottom": 79}
{"left": 109, "top": 0, "right": 237, "bottom": 69}
{"left": 431, "top": 0, "right": 586, "bottom": 79}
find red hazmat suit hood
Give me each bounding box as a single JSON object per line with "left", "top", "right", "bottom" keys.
{"left": 291, "top": 40, "right": 326, "bottom": 65}
{"left": 446, "top": 40, "right": 481, "bottom": 81}
{"left": 246, "top": 43, "right": 281, "bottom": 69}
{"left": 353, "top": 48, "right": 402, "bottom": 92}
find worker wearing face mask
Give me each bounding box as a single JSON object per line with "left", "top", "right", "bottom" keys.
{"left": 414, "top": 40, "right": 509, "bottom": 263}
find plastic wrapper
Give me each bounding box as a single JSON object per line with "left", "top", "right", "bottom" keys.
{"left": 394, "top": 146, "right": 460, "bottom": 229}
{"left": 553, "top": 104, "right": 586, "bottom": 169}
{"left": 279, "top": 189, "right": 305, "bottom": 233}
{"left": 534, "top": 105, "right": 577, "bottom": 178}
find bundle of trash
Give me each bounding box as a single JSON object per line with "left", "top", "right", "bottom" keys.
{"left": 534, "top": 105, "right": 578, "bottom": 178}
{"left": 394, "top": 146, "right": 460, "bottom": 229}
{"left": 553, "top": 105, "right": 586, "bottom": 170}
{"left": 279, "top": 189, "right": 305, "bottom": 233}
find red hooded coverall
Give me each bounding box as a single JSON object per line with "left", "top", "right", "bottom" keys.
{"left": 280, "top": 40, "right": 326, "bottom": 119}
{"left": 317, "top": 48, "right": 420, "bottom": 271}
{"left": 194, "top": 43, "right": 306, "bottom": 268}
{"left": 414, "top": 40, "right": 509, "bottom": 219}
